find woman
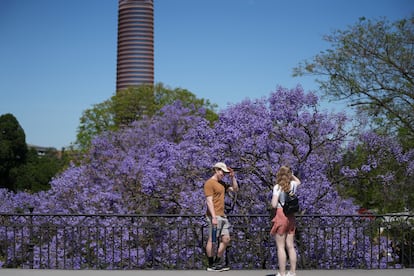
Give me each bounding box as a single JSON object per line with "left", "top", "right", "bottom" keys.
{"left": 270, "top": 166, "right": 301, "bottom": 276}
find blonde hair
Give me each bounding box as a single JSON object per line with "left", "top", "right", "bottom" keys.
{"left": 276, "top": 166, "right": 293, "bottom": 192}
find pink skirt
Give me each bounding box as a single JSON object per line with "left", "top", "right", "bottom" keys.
{"left": 270, "top": 207, "right": 296, "bottom": 236}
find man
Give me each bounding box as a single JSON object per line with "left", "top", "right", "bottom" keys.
{"left": 204, "top": 162, "right": 239, "bottom": 272}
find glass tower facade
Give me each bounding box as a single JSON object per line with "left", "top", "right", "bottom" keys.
{"left": 116, "top": 0, "right": 154, "bottom": 92}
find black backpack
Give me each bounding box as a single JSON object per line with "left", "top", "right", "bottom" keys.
{"left": 280, "top": 190, "right": 299, "bottom": 215}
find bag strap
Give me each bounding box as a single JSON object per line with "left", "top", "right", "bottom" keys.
{"left": 278, "top": 190, "right": 288, "bottom": 206}
{"left": 277, "top": 182, "right": 297, "bottom": 205}
{"left": 290, "top": 181, "right": 297, "bottom": 195}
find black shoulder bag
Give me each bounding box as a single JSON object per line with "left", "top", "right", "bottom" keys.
{"left": 280, "top": 190, "right": 299, "bottom": 216}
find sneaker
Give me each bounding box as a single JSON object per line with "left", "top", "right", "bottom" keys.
{"left": 206, "top": 265, "right": 216, "bottom": 272}
{"left": 211, "top": 263, "right": 230, "bottom": 272}
{"left": 287, "top": 272, "right": 296, "bottom": 276}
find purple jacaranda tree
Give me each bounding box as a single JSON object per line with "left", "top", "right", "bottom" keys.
{"left": 0, "top": 85, "right": 404, "bottom": 269}
{"left": 0, "top": 85, "right": 353, "bottom": 216}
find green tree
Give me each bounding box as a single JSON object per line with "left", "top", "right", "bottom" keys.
{"left": 113, "top": 83, "right": 218, "bottom": 126}
{"left": 76, "top": 99, "right": 116, "bottom": 150}
{"left": 293, "top": 16, "right": 414, "bottom": 148}
{"left": 76, "top": 83, "right": 218, "bottom": 150}
{"left": 152, "top": 84, "right": 218, "bottom": 123}
{"left": 12, "top": 147, "right": 67, "bottom": 193}
{"left": 335, "top": 142, "right": 411, "bottom": 213}
{"left": 112, "top": 84, "right": 158, "bottom": 126}
{"left": 0, "top": 113, "right": 28, "bottom": 191}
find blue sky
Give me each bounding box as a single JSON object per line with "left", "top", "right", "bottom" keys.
{"left": 0, "top": 0, "right": 412, "bottom": 149}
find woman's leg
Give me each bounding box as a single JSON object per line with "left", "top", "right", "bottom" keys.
{"left": 285, "top": 233, "right": 297, "bottom": 275}
{"left": 275, "top": 233, "right": 287, "bottom": 276}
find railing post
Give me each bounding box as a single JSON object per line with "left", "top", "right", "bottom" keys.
{"left": 28, "top": 206, "right": 34, "bottom": 269}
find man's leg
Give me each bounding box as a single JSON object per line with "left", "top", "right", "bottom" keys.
{"left": 217, "top": 234, "right": 230, "bottom": 257}
{"left": 206, "top": 238, "right": 215, "bottom": 268}
{"left": 213, "top": 217, "right": 231, "bottom": 271}
{"left": 205, "top": 217, "right": 216, "bottom": 270}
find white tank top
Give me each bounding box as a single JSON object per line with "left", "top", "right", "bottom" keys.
{"left": 272, "top": 180, "right": 299, "bottom": 208}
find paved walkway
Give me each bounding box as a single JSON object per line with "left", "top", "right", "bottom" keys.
{"left": 1, "top": 269, "right": 414, "bottom": 276}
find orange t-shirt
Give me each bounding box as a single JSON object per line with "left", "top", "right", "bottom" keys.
{"left": 204, "top": 179, "right": 227, "bottom": 216}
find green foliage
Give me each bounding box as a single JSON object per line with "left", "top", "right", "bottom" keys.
{"left": 335, "top": 134, "right": 413, "bottom": 213}
{"left": 293, "top": 15, "right": 414, "bottom": 146}
{"left": 339, "top": 149, "right": 393, "bottom": 213}
{"left": 0, "top": 113, "right": 28, "bottom": 191}
{"left": 76, "top": 83, "right": 218, "bottom": 150}
{"left": 113, "top": 84, "right": 157, "bottom": 126}
{"left": 113, "top": 83, "right": 218, "bottom": 126}
{"left": 152, "top": 83, "right": 218, "bottom": 123}
{"left": 76, "top": 99, "right": 116, "bottom": 150}
{"left": 12, "top": 147, "right": 67, "bottom": 193}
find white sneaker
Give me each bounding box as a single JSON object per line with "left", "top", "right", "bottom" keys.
{"left": 276, "top": 273, "right": 295, "bottom": 276}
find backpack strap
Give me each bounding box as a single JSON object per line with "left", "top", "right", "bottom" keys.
{"left": 278, "top": 190, "right": 288, "bottom": 206}
{"left": 290, "top": 181, "right": 297, "bottom": 195}
{"left": 277, "top": 182, "right": 297, "bottom": 205}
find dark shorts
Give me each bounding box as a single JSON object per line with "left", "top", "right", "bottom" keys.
{"left": 270, "top": 208, "right": 296, "bottom": 236}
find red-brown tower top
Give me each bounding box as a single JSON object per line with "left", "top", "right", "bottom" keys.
{"left": 116, "top": 0, "right": 154, "bottom": 92}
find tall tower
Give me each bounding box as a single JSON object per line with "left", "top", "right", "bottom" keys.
{"left": 116, "top": 0, "right": 154, "bottom": 92}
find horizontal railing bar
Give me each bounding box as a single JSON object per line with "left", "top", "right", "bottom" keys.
{"left": 0, "top": 213, "right": 411, "bottom": 217}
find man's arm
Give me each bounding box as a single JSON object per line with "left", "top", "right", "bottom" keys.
{"left": 206, "top": 195, "right": 218, "bottom": 225}
{"left": 206, "top": 195, "right": 215, "bottom": 216}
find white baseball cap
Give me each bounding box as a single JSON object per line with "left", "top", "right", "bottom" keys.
{"left": 213, "top": 162, "right": 230, "bottom": 173}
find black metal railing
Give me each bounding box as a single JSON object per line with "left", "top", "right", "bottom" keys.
{"left": 0, "top": 213, "right": 412, "bottom": 270}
